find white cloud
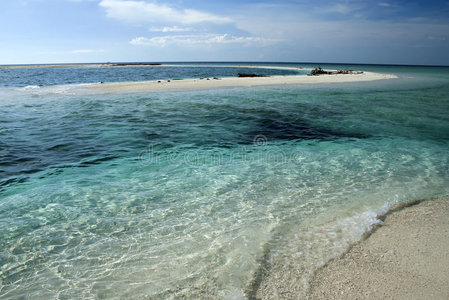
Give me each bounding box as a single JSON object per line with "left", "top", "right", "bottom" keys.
{"left": 149, "top": 26, "right": 192, "bottom": 33}
{"left": 99, "top": 0, "right": 232, "bottom": 24}
{"left": 427, "top": 35, "right": 447, "bottom": 41}
{"left": 326, "top": 4, "right": 353, "bottom": 14}
{"left": 129, "top": 34, "right": 270, "bottom": 47}
{"left": 378, "top": 2, "right": 394, "bottom": 7}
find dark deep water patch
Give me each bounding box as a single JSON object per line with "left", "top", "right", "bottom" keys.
{"left": 248, "top": 117, "right": 369, "bottom": 142}
{"left": 0, "top": 96, "right": 370, "bottom": 186}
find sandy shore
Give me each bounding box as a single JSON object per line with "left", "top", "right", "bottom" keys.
{"left": 1, "top": 63, "right": 398, "bottom": 92}
{"left": 83, "top": 71, "right": 397, "bottom": 93}
{"left": 306, "top": 197, "right": 449, "bottom": 299}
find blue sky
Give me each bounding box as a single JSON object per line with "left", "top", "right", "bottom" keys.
{"left": 1, "top": 0, "right": 448, "bottom": 65}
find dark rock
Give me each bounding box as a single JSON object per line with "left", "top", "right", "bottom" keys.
{"left": 237, "top": 73, "right": 268, "bottom": 78}
{"left": 310, "top": 67, "right": 333, "bottom": 76}
{"left": 336, "top": 69, "right": 364, "bottom": 74}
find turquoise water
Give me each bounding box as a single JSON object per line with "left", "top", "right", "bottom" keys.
{"left": 1, "top": 63, "right": 449, "bottom": 298}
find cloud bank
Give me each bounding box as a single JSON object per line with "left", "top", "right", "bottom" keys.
{"left": 130, "top": 34, "right": 270, "bottom": 47}
{"left": 149, "top": 26, "right": 192, "bottom": 33}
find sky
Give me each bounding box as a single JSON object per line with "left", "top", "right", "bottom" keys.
{"left": 1, "top": 0, "right": 448, "bottom": 65}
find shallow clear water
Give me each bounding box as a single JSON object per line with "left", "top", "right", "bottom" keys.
{"left": 0, "top": 64, "right": 449, "bottom": 299}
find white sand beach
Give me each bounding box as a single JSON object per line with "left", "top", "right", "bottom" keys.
{"left": 83, "top": 70, "right": 397, "bottom": 93}
{"left": 305, "top": 197, "right": 449, "bottom": 299}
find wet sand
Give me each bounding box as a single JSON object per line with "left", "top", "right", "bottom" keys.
{"left": 305, "top": 197, "right": 449, "bottom": 299}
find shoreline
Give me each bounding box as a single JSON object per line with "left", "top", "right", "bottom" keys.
{"left": 82, "top": 71, "right": 397, "bottom": 93}
{"left": 1, "top": 63, "right": 398, "bottom": 93}
{"left": 303, "top": 196, "right": 449, "bottom": 299}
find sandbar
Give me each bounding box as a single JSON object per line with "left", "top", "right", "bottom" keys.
{"left": 305, "top": 197, "right": 449, "bottom": 299}
{"left": 83, "top": 71, "right": 397, "bottom": 93}
{"left": 1, "top": 64, "right": 398, "bottom": 92}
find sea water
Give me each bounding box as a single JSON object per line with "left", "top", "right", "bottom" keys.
{"left": 0, "top": 63, "right": 448, "bottom": 299}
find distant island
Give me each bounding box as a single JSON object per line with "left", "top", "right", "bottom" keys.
{"left": 0, "top": 63, "right": 162, "bottom": 69}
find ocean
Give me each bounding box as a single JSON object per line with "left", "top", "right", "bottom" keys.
{"left": 0, "top": 63, "right": 448, "bottom": 299}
